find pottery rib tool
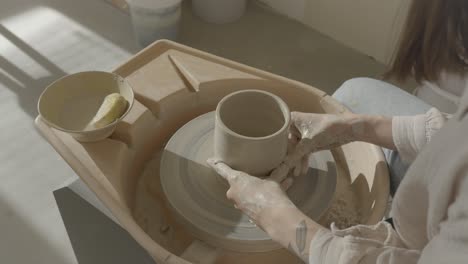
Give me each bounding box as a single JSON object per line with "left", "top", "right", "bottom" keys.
{"left": 168, "top": 54, "right": 200, "bottom": 92}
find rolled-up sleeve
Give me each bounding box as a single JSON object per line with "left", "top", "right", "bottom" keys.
{"left": 309, "top": 222, "right": 420, "bottom": 264}
{"left": 392, "top": 108, "right": 448, "bottom": 163}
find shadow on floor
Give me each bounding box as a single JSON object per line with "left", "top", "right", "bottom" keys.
{"left": 0, "top": 193, "right": 75, "bottom": 263}
{"left": 0, "top": 0, "right": 138, "bottom": 54}
{"left": 47, "top": 0, "right": 138, "bottom": 54}
{"left": 54, "top": 187, "right": 155, "bottom": 264}
{"left": 0, "top": 24, "right": 66, "bottom": 117}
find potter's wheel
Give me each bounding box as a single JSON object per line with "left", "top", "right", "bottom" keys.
{"left": 160, "top": 112, "right": 337, "bottom": 252}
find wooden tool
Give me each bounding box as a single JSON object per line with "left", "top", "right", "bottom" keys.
{"left": 169, "top": 54, "right": 201, "bottom": 92}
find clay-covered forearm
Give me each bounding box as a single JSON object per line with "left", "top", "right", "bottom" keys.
{"left": 263, "top": 206, "right": 324, "bottom": 263}
{"left": 348, "top": 114, "right": 396, "bottom": 150}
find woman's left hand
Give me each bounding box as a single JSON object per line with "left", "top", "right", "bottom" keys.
{"left": 207, "top": 158, "right": 296, "bottom": 230}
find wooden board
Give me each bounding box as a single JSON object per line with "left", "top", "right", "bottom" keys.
{"left": 35, "top": 40, "right": 389, "bottom": 264}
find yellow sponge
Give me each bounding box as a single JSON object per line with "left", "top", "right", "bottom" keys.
{"left": 89, "top": 93, "right": 128, "bottom": 129}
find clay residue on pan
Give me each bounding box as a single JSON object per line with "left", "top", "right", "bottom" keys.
{"left": 133, "top": 150, "right": 195, "bottom": 255}
{"left": 319, "top": 188, "right": 362, "bottom": 229}
{"left": 318, "top": 149, "right": 363, "bottom": 229}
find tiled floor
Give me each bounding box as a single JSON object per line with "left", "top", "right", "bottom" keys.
{"left": 0, "top": 1, "right": 389, "bottom": 263}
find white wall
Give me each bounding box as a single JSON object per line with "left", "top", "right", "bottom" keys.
{"left": 258, "top": 0, "right": 411, "bottom": 64}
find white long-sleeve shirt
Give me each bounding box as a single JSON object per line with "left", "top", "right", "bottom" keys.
{"left": 309, "top": 91, "right": 468, "bottom": 263}
{"left": 415, "top": 71, "right": 467, "bottom": 113}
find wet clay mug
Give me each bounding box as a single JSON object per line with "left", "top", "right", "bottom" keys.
{"left": 214, "top": 90, "right": 291, "bottom": 176}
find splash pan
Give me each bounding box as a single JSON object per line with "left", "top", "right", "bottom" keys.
{"left": 36, "top": 40, "right": 389, "bottom": 264}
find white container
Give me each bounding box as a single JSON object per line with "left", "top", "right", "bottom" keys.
{"left": 192, "top": 0, "right": 247, "bottom": 24}
{"left": 128, "top": 0, "right": 182, "bottom": 47}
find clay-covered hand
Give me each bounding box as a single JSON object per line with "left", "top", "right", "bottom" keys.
{"left": 207, "top": 158, "right": 296, "bottom": 230}
{"left": 283, "top": 112, "right": 358, "bottom": 177}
